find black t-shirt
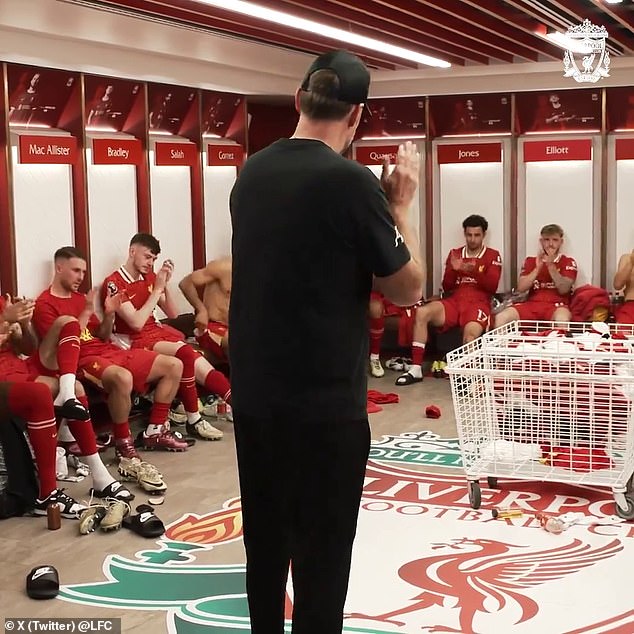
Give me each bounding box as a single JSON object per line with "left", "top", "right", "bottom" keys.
{"left": 229, "top": 138, "right": 411, "bottom": 422}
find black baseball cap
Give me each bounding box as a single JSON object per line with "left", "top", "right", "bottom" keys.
{"left": 300, "top": 50, "right": 370, "bottom": 105}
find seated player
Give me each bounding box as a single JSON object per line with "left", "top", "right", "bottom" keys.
{"left": 0, "top": 299, "right": 134, "bottom": 512}
{"left": 495, "top": 224, "right": 577, "bottom": 328}
{"left": 102, "top": 233, "right": 230, "bottom": 440}
{"left": 34, "top": 247, "right": 188, "bottom": 460}
{"left": 179, "top": 256, "right": 231, "bottom": 363}
{"left": 0, "top": 293, "right": 87, "bottom": 421}
{"left": 614, "top": 250, "right": 634, "bottom": 324}
{"left": 396, "top": 214, "right": 502, "bottom": 385}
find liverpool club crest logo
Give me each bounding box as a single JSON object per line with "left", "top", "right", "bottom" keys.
{"left": 563, "top": 20, "right": 610, "bottom": 84}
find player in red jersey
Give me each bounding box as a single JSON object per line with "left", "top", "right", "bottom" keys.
{"left": 102, "top": 233, "right": 230, "bottom": 441}
{"left": 495, "top": 224, "right": 577, "bottom": 328}
{"left": 396, "top": 215, "right": 502, "bottom": 385}
{"left": 0, "top": 296, "right": 133, "bottom": 511}
{"left": 34, "top": 247, "right": 188, "bottom": 461}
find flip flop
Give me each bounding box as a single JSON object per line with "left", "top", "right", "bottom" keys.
{"left": 54, "top": 398, "right": 90, "bottom": 421}
{"left": 26, "top": 565, "right": 59, "bottom": 600}
{"left": 90, "top": 480, "right": 135, "bottom": 502}
{"left": 122, "top": 504, "right": 165, "bottom": 538}
{"left": 395, "top": 371, "right": 423, "bottom": 386}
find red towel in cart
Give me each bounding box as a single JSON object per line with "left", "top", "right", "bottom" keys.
{"left": 541, "top": 445, "right": 613, "bottom": 472}
{"left": 367, "top": 390, "right": 400, "bottom": 405}
{"left": 367, "top": 400, "right": 383, "bottom": 414}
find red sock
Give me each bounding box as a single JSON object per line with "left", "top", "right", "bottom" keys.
{"left": 369, "top": 316, "right": 384, "bottom": 356}
{"left": 175, "top": 345, "right": 201, "bottom": 414}
{"left": 149, "top": 401, "right": 170, "bottom": 426}
{"left": 66, "top": 395, "right": 97, "bottom": 456}
{"left": 8, "top": 382, "right": 58, "bottom": 499}
{"left": 412, "top": 342, "right": 426, "bottom": 366}
{"left": 204, "top": 369, "right": 231, "bottom": 404}
{"left": 113, "top": 420, "right": 131, "bottom": 441}
{"left": 56, "top": 321, "right": 81, "bottom": 375}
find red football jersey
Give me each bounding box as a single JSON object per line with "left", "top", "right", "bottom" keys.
{"left": 442, "top": 245, "right": 502, "bottom": 302}
{"left": 101, "top": 267, "right": 160, "bottom": 337}
{"left": 33, "top": 288, "right": 112, "bottom": 356}
{"left": 520, "top": 254, "right": 578, "bottom": 303}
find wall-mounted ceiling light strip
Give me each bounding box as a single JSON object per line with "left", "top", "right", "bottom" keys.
{"left": 194, "top": 0, "right": 451, "bottom": 68}
{"left": 542, "top": 30, "right": 592, "bottom": 53}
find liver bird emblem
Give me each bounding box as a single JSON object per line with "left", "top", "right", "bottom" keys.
{"left": 346, "top": 537, "right": 622, "bottom": 633}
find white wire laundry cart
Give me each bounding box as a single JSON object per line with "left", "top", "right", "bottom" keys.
{"left": 445, "top": 320, "right": 634, "bottom": 519}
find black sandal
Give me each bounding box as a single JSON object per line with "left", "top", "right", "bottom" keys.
{"left": 54, "top": 398, "right": 90, "bottom": 421}
{"left": 122, "top": 504, "right": 165, "bottom": 538}
{"left": 395, "top": 371, "right": 423, "bottom": 386}
{"left": 90, "top": 480, "right": 135, "bottom": 502}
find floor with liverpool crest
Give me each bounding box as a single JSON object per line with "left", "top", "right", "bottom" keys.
{"left": 1, "top": 368, "right": 633, "bottom": 634}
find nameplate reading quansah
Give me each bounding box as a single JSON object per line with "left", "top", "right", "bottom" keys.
{"left": 524, "top": 139, "right": 592, "bottom": 162}
{"left": 92, "top": 138, "right": 142, "bottom": 165}
{"left": 19, "top": 135, "right": 77, "bottom": 164}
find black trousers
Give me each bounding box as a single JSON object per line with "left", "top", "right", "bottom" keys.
{"left": 233, "top": 413, "right": 371, "bottom": 634}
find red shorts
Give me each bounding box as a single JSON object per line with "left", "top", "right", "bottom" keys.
{"left": 196, "top": 321, "right": 228, "bottom": 361}
{"left": 370, "top": 292, "right": 403, "bottom": 318}
{"left": 79, "top": 349, "right": 158, "bottom": 394}
{"left": 514, "top": 300, "right": 568, "bottom": 322}
{"left": 616, "top": 301, "right": 634, "bottom": 325}
{"left": 131, "top": 323, "right": 185, "bottom": 351}
{"left": 440, "top": 296, "right": 490, "bottom": 331}
{"left": 0, "top": 355, "right": 41, "bottom": 383}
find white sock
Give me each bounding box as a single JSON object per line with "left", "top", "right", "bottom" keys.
{"left": 54, "top": 374, "right": 76, "bottom": 406}
{"left": 408, "top": 364, "right": 423, "bottom": 378}
{"left": 370, "top": 353, "right": 380, "bottom": 361}
{"left": 57, "top": 419, "right": 76, "bottom": 442}
{"left": 186, "top": 411, "right": 200, "bottom": 424}
{"left": 145, "top": 424, "right": 164, "bottom": 436}
{"left": 83, "top": 454, "right": 116, "bottom": 492}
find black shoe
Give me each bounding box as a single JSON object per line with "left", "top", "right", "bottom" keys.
{"left": 54, "top": 398, "right": 90, "bottom": 421}
{"left": 34, "top": 489, "right": 86, "bottom": 518}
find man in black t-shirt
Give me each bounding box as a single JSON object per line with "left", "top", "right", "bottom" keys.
{"left": 229, "top": 49, "right": 424, "bottom": 634}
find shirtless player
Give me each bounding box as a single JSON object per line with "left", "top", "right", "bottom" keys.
{"left": 614, "top": 250, "right": 634, "bottom": 324}
{"left": 179, "top": 257, "right": 231, "bottom": 362}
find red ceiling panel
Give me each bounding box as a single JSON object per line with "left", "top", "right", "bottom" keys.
{"left": 66, "top": 0, "right": 634, "bottom": 69}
